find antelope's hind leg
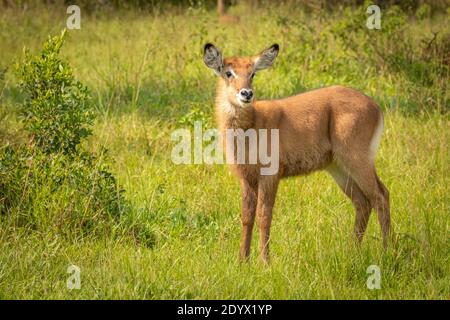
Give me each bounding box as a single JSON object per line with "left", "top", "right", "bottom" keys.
{"left": 336, "top": 162, "right": 390, "bottom": 249}
{"left": 327, "top": 164, "right": 372, "bottom": 243}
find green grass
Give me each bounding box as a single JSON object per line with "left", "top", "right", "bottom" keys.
{"left": 0, "top": 3, "right": 449, "bottom": 299}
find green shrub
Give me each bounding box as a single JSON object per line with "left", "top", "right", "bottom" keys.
{"left": 0, "top": 147, "right": 124, "bottom": 237}
{"left": 331, "top": 4, "right": 448, "bottom": 112}
{"left": 0, "top": 30, "right": 131, "bottom": 239}
{"left": 17, "top": 29, "right": 94, "bottom": 156}
{"left": 0, "top": 145, "right": 28, "bottom": 216}
{"left": 416, "top": 3, "right": 431, "bottom": 20}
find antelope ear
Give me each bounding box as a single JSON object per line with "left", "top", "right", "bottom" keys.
{"left": 253, "top": 44, "right": 279, "bottom": 71}
{"left": 203, "top": 43, "right": 224, "bottom": 75}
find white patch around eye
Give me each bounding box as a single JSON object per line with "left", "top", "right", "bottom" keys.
{"left": 229, "top": 69, "right": 238, "bottom": 78}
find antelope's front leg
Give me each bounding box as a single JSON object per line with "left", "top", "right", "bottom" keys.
{"left": 239, "top": 179, "right": 257, "bottom": 261}
{"left": 256, "top": 176, "right": 279, "bottom": 263}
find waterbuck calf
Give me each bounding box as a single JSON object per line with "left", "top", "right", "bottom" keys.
{"left": 203, "top": 43, "right": 390, "bottom": 263}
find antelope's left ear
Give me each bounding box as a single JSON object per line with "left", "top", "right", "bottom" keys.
{"left": 253, "top": 44, "right": 279, "bottom": 71}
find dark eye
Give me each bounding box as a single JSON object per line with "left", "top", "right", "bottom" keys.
{"left": 225, "top": 71, "right": 233, "bottom": 78}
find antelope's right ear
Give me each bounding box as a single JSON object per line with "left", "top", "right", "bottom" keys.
{"left": 203, "top": 43, "right": 224, "bottom": 75}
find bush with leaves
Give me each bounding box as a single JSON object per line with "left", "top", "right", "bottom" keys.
{"left": 17, "top": 29, "right": 94, "bottom": 155}
{"left": 330, "top": 4, "right": 448, "bottom": 112}
{"left": 0, "top": 30, "right": 133, "bottom": 239}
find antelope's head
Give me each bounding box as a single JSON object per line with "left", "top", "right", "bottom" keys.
{"left": 203, "top": 43, "right": 279, "bottom": 107}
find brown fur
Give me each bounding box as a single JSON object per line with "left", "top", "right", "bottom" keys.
{"left": 217, "top": 0, "right": 240, "bottom": 24}
{"left": 205, "top": 47, "right": 391, "bottom": 263}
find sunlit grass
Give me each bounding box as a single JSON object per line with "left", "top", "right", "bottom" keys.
{"left": 0, "top": 3, "right": 448, "bottom": 299}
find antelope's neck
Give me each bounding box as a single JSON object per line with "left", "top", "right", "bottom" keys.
{"left": 214, "top": 79, "right": 255, "bottom": 132}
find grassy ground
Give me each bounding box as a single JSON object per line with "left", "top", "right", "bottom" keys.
{"left": 0, "top": 3, "right": 449, "bottom": 299}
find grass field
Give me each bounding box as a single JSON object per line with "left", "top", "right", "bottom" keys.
{"left": 0, "top": 2, "right": 449, "bottom": 299}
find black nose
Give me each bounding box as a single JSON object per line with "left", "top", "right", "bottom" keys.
{"left": 240, "top": 89, "right": 253, "bottom": 99}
